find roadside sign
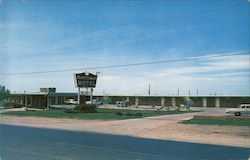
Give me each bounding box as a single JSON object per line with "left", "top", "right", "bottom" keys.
{"left": 74, "top": 72, "right": 97, "bottom": 88}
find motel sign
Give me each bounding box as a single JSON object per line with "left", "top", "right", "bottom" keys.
{"left": 74, "top": 72, "right": 97, "bottom": 88}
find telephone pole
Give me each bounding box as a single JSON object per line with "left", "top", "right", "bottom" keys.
{"left": 148, "top": 83, "right": 151, "bottom": 95}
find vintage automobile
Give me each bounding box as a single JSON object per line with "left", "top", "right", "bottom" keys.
{"left": 116, "top": 100, "right": 133, "bottom": 107}
{"left": 64, "top": 99, "right": 78, "bottom": 105}
{"left": 86, "top": 99, "right": 103, "bottom": 106}
{"left": 225, "top": 104, "right": 250, "bottom": 116}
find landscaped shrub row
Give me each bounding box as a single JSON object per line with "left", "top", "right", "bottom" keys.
{"left": 3, "top": 102, "right": 23, "bottom": 109}
{"left": 64, "top": 104, "right": 97, "bottom": 113}
{"left": 116, "top": 112, "right": 143, "bottom": 117}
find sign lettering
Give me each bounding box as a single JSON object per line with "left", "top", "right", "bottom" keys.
{"left": 74, "top": 72, "right": 97, "bottom": 88}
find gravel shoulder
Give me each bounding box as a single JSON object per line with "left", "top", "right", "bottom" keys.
{"left": 0, "top": 109, "right": 249, "bottom": 148}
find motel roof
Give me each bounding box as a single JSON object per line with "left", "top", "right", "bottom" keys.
{"left": 12, "top": 92, "right": 250, "bottom": 98}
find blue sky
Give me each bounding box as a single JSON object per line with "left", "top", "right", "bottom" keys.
{"left": 0, "top": 0, "right": 249, "bottom": 95}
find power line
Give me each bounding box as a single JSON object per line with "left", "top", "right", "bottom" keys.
{"left": 1, "top": 52, "right": 249, "bottom": 76}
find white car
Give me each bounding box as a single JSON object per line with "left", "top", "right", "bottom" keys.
{"left": 225, "top": 104, "right": 250, "bottom": 116}
{"left": 86, "top": 100, "right": 103, "bottom": 106}
{"left": 64, "top": 99, "right": 78, "bottom": 104}
{"left": 116, "top": 101, "right": 127, "bottom": 107}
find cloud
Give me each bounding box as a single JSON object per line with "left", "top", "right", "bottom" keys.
{"left": 93, "top": 53, "right": 250, "bottom": 95}
{"left": 142, "top": 53, "right": 249, "bottom": 77}
{"left": 2, "top": 52, "right": 249, "bottom": 95}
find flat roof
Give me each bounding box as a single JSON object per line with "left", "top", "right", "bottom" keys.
{"left": 95, "top": 94, "right": 250, "bottom": 98}
{"left": 12, "top": 92, "right": 48, "bottom": 96}
{"left": 12, "top": 92, "right": 250, "bottom": 98}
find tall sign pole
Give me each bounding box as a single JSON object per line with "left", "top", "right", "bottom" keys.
{"left": 86, "top": 87, "right": 88, "bottom": 102}
{"left": 90, "top": 88, "right": 93, "bottom": 104}
{"left": 78, "top": 87, "right": 80, "bottom": 104}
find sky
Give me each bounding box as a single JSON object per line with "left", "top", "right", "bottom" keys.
{"left": 0, "top": 0, "right": 249, "bottom": 95}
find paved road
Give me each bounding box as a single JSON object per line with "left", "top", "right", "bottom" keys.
{"left": 0, "top": 124, "right": 249, "bottom": 160}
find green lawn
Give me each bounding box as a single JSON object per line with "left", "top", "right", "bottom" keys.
{"left": 1, "top": 108, "right": 195, "bottom": 120}
{"left": 181, "top": 116, "right": 250, "bottom": 126}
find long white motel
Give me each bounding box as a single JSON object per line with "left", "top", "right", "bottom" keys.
{"left": 8, "top": 87, "right": 250, "bottom": 109}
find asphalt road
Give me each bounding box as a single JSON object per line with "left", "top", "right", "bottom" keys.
{"left": 0, "top": 124, "right": 249, "bottom": 160}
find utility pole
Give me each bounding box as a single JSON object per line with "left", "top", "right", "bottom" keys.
{"left": 148, "top": 83, "right": 151, "bottom": 95}
{"left": 177, "top": 87, "right": 179, "bottom": 95}
{"left": 196, "top": 89, "right": 198, "bottom": 95}
{"left": 188, "top": 89, "right": 190, "bottom": 96}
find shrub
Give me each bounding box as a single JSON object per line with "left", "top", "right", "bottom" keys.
{"left": 124, "top": 112, "right": 133, "bottom": 116}
{"left": 134, "top": 113, "right": 143, "bottom": 117}
{"left": 65, "top": 104, "right": 97, "bottom": 113}
{"left": 75, "top": 104, "right": 97, "bottom": 113}
{"left": 114, "top": 112, "right": 144, "bottom": 117}
{"left": 64, "top": 108, "right": 80, "bottom": 113}
{"left": 116, "top": 112, "right": 123, "bottom": 116}
{"left": 30, "top": 106, "right": 46, "bottom": 109}
{"left": 3, "top": 102, "right": 23, "bottom": 109}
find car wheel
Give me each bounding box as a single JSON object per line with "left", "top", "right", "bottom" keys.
{"left": 235, "top": 112, "right": 241, "bottom": 116}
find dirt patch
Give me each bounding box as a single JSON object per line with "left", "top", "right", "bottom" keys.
{"left": 137, "top": 123, "right": 250, "bottom": 147}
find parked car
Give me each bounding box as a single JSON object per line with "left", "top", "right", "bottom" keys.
{"left": 93, "top": 100, "right": 103, "bottom": 106}
{"left": 64, "top": 99, "right": 78, "bottom": 104}
{"left": 116, "top": 100, "right": 133, "bottom": 107}
{"left": 86, "top": 100, "right": 103, "bottom": 106}
{"left": 225, "top": 104, "right": 250, "bottom": 116}
{"left": 116, "top": 101, "right": 127, "bottom": 107}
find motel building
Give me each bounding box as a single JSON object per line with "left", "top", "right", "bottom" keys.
{"left": 9, "top": 88, "right": 250, "bottom": 109}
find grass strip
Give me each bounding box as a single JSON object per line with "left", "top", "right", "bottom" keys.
{"left": 181, "top": 115, "right": 250, "bottom": 126}
{"left": 1, "top": 108, "right": 196, "bottom": 120}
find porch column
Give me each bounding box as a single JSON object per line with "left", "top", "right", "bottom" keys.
{"left": 55, "top": 96, "right": 58, "bottom": 105}
{"left": 30, "top": 96, "right": 33, "bottom": 107}
{"left": 25, "top": 96, "right": 28, "bottom": 108}
{"left": 135, "top": 97, "right": 139, "bottom": 106}
{"left": 215, "top": 97, "right": 220, "bottom": 108}
{"left": 202, "top": 97, "right": 207, "bottom": 107}
{"left": 47, "top": 96, "right": 50, "bottom": 109}
{"left": 171, "top": 97, "right": 176, "bottom": 106}
{"left": 161, "top": 97, "right": 165, "bottom": 107}
{"left": 63, "top": 96, "right": 66, "bottom": 104}
{"left": 20, "top": 96, "right": 23, "bottom": 105}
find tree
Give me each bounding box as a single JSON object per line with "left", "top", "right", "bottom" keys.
{"left": 0, "top": 85, "right": 10, "bottom": 100}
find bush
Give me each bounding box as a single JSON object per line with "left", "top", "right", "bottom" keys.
{"left": 29, "top": 106, "right": 46, "bottom": 109}
{"left": 75, "top": 104, "right": 97, "bottom": 113}
{"left": 116, "top": 112, "right": 143, "bottom": 117}
{"left": 134, "top": 113, "right": 143, "bottom": 117}
{"left": 64, "top": 108, "right": 80, "bottom": 113}
{"left": 116, "top": 112, "right": 123, "bottom": 116}
{"left": 3, "top": 102, "right": 23, "bottom": 109}
{"left": 65, "top": 104, "right": 97, "bottom": 113}
{"left": 124, "top": 112, "right": 133, "bottom": 116}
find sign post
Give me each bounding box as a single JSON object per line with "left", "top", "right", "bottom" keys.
{"left": 78, "top": 87, "right": 80, "bottom": 104}
{"left": 74, "top": 72, "right": 98, "bottom": 104}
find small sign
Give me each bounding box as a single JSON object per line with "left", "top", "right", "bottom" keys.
{"left": 74, "top": 72, "right": 97, "bottom": 88}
